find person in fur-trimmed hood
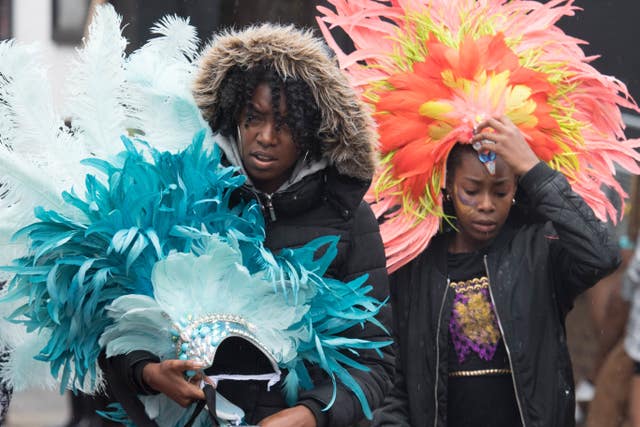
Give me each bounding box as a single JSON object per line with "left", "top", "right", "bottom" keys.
{"left": 101, "top": 23, "right": 393, "bottom": 427}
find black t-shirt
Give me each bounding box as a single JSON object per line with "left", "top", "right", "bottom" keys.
{"left": 446, "top": 251, "right": 522, "bottom": 427}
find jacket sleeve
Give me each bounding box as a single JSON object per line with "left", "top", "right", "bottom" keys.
{"left": 98, "top": 351, "right": 160, "bottom": 427}
{"left": 103, "top": 350, "right": 160, "bottom": 395}
{"left": 297, "top": 201, "right": 394, "bottom": 427}
{"left": 370, "top": 268, "right": 412, "bottom": 427}
{"left": 518, "top": 162, "right": 621, "bottom": 311}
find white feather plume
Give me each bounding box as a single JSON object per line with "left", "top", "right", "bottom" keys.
{"left": 0, "top": 150, "right": 68, "bottom": 266}
{"left": 123, "top": 14, "right": 208, "bottom": 153}
{"left": 0, "top": 40, "right": 89, "bottom": 188}
{"left": 0, "top": 41, "right": 88, "bottom": 266}
{"left": 63, "top": 4, "right": 128, "bottom": 160}
{"left": 0, "top": 295, "right": 58, "bottom": 391}
{"left": 148, "top": 15, "right": 199, "bottom": 61}
{"left": 0, "top": 40, "right": 60, "bottom": 167}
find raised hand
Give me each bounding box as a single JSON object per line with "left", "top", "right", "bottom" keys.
{"left": 471, "top": 116, "right": 540, "bottom": 176}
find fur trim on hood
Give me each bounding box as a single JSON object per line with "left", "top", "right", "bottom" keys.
{"left": 193, "top": 23, "right": 378, "bottom": 182}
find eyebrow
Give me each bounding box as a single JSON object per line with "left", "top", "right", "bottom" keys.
{"left": 462, "top": 176, "right": 512, "bottom": 184}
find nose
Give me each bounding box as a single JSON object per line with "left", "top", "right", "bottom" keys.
{"left": 257, "top": 120, "right": 277, "bottom": 147}
{"left": 477, "top": 192, "right": 495, "bottom": 212}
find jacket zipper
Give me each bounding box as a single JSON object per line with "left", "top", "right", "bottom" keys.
{"left": 264, "top": 193, "right": 276, "bottom": 222}
{"left": 434, "top": 278, "right": 450, "bottom": 426}
{"left": 483, "top": 255, "right": 527, "bottom": 427}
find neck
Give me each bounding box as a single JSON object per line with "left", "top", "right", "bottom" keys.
{"left": 449, "top": 233, "right": 491, "bottom": 254}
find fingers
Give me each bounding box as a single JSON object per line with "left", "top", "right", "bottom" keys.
{"left": 471, "top": 116, "right": 520, "bottom": 149}
{"left": 149, "top": 359, "right": 208, "bottom": 408}
{"left": 185, "top": 383, "right": 206, "bottom": 401}
{"left": 185, "top": 360, "right": 206, "bottom": 371}
{"left": 173, "top": 374, "right": 206, "bottom": 407}
{"left": 476, "top": 115, "right": 514, "bottom": 129}
{"left": 470, "top": 115, "right": 539, "bottom": 175}
{"left": 175, "top": 383, "right": 206, "bottom": 407}
{"left": 165, "top": 359, "right": 205, "bottom": 372}
{"left": 165, "top": 359, "right": 206, "bottom": 381}
{"left": 474, "top": 117, "right": 506, "bottom": 135}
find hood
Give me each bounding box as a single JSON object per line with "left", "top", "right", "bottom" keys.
{"left": 192, "top": 23, "right": 378, "bottom": 182}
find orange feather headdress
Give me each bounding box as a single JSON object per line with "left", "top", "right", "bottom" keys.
{"left": 317, "top": 0, "right": 640, "bottom": 272}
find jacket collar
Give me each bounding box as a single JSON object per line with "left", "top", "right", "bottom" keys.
{"left": 232, "top": 166, "right": 369, "bottom": 223}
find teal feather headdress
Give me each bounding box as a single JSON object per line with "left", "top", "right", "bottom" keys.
{"left": 2, "top": 131, "right": 390, "bottom": 424}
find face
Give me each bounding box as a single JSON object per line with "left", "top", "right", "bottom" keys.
{"left": 238, "top": 82, "right": 300, "bottom": 194}
{"left": 447, "top": 150, "right": 517, "bottom": 253}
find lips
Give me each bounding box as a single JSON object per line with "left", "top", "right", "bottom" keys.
{"left": 250, "top": 151, "right": 278, "bottom": 169}
{"left": 252, "top": 151, "right": 276, "bottom": 162}
{"left": 472, "top": 221, "right": 497, "bottom": 234}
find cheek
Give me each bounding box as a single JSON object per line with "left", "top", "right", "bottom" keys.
{"left": 284, "top": 140, "right": 300, "bottom": 162}
{"left": 239, "top": 127, "right": 251, "bottom": 145}
{"left": 498, "top": 198, "right": 514, "bottom": 216}
{"left": 239, "top": 128, "right": 257, "bottom": 155}
{"left": 454, "top": 186, "right": 477, "bottom": 208}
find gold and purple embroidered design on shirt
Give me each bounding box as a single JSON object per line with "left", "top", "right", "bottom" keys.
{"left": 449, "top": 276, "right": 501, "bottom": 363}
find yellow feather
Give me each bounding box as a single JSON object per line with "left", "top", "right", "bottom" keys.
{"left": 419, "top": 101, "right": 454, "bottom": 119}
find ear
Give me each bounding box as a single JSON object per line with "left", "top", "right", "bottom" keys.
{"left": 441, "top": 188, "right": 457, "bottom": 223}
{"left": 442, "top": 188, "right": 451, "bottom": 202}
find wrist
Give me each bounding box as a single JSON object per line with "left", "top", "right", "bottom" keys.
{"left": 516, "top": 158, "right": 540, "bottom": 176}
{"left": 259, "top": 405, "right": 318, "bottom": 427}
{"left": 293, "top": 405, "right": 317, "bottom": 427}
{"left": 129, "top": 358, "right": 160, "bottom": 395}
{"left": 295, "top": 402, "right": 323, "bottom": 427}
{"left": 141, "top": 362, "right": 159, "bottom": 390}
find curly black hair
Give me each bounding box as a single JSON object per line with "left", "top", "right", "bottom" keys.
{"left": 209, "top": 63, "right": 323, "bottom": 162}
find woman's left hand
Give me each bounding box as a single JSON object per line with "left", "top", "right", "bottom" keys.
{"left": 471, "top": 116, "right": 540, "bottom": 176}
{"left": 257, "top": 405, "right": 317, "bottom": 427}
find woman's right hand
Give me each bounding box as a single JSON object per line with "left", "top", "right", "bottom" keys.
{"left": 471, "top": 116, "right": 540, "bottom": 176}
{"left": 142, "top": 359, "right": 207, "bottom": 407}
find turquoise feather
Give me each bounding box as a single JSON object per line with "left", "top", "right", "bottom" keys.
{"left": 2, "top": 128, "right": 390, "bottom": 421}
{"left": 2, "top": 130, "right": 259, "bottom": 391}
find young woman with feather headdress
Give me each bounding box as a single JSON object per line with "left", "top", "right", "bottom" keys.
{"left": 317, "top": 0, "right": 640, "bottom": 426}
{"left": 0, "top": 6, "right": 392, "bottom": 427}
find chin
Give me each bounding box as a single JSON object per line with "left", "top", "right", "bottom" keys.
{"left": 247, "top": 167, "right": 276, "bottom": 181}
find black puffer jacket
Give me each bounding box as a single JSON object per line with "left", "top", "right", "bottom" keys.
{"left": 372, "top": 162, "right": 620, "bottom": 427}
